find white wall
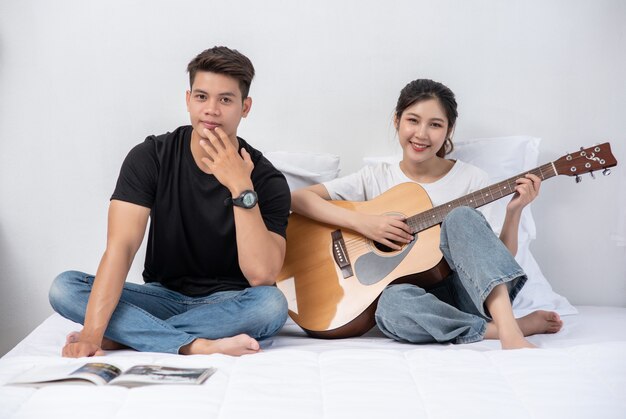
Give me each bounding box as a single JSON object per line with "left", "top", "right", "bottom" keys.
{"left": 1, "top": 0, "right": 624, "bottom": 356}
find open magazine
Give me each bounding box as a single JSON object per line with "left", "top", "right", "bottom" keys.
{"left": 8, "top": 362, "right": 216, "bottom": 388}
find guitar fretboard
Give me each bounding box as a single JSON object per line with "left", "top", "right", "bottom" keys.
{"left": 406, "top": 163, "right": 557, "bottom": 234}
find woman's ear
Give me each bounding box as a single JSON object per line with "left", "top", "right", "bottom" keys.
{"left": 393, "top": 114, "right": 399, "bottom": 130}
{"left": 447, "top": 124, "right": 456, "bottom": 139}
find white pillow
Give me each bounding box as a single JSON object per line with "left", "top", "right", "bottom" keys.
{"left": 264, "top": 151, "right": 340, "bottom": 191}
{"left": 450, "top": 136, "right": 538, "bottom": 241}
{"left": 364, "top": 136, "right": 577, "bottom": 316}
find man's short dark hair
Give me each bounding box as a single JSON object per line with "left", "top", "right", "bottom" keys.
{"left": 187, "top": 46, "right": 255, "bottom": 99}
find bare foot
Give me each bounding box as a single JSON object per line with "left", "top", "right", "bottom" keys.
{"left": 499, "top": 330, "right": 537, "bottom": 349}
{"left": 517, "top": 310, "right": 563, "bottom": 336}
{"left": 484, "top": 311, "right": 562, "bottom": 349}
{"left": 179, "top": 334, "right": 260, "bottom": 356}
{"left": 65, "top": 331, "right": 128, "bottom": 350}
{"left": 100, "top": 337, "right": 128, "bottom": 350}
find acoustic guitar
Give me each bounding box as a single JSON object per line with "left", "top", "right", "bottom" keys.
{"left": 276, "top": 143, "right": 617, "bottom": 339}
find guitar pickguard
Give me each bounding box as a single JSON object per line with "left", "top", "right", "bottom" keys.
{"left": 353, "top": 239, "right": 416, "bottom": 285}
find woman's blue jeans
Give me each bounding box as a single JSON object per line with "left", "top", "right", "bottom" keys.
{"left": 375, "top": 206, "right": 527, "bottom": 344}
{"left": 49, "top": 271, "right": 288, "bottom": 353}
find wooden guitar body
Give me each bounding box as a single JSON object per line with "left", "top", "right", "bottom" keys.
{"left": 276, "top": 183, "right": 450, "bottom": 338}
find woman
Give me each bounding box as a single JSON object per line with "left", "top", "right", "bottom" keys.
{"left": 291, "top": 79, "right": 562, "bottom": 349}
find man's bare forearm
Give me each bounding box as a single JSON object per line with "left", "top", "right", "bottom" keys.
{"left": 79, "top": 200, "right": 149, "bottom": 344}
{"left": 79, "top": 248, "right": 133, "bottom": 344}
{"left": 234, "top": 206, "right": 285, "bottom": 286}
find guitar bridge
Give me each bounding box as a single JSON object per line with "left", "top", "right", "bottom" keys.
{"left": 331, "top": 230, "right": 353, "bottom": 279}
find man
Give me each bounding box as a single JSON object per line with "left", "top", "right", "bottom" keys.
{"left": 49, "top": 46, "right": 290, "bottom": 357}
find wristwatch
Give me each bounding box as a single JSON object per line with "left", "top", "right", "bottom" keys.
{"left": 228, "top": 190, "right": 258, "bottom": 209}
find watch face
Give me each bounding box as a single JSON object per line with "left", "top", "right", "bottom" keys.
{"left": 232, "top": 190, "right": 258, "bottom": 208}
{"left": 242, "top": 192, "right": 256, "bottom": 207}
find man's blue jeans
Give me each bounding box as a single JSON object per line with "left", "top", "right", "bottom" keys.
{"left": 375, "top": 206, "right": 527, "bottom": 344}
{"left": 49, "top": 271, "right": 288, "bottom": 353}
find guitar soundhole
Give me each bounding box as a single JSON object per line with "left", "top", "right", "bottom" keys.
{"left": 373, "top": 241, "right": 402, "bottom": 253}
{"left": 372, "top": 212, "right": 412, "bottom": 254}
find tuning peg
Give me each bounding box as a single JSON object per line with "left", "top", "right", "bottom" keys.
{"left": 603, "top": 168, "right": 612, "bottom": 176}
{"left": 575, "top": 175, "right": 582, "bottom": 183}
{"left": 590, "top": 171, "right": 596, "bottom": 179}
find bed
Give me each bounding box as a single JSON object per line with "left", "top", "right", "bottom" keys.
{"left": 1, "top": 307, "right": 625, "bottom": 418}
{"left": 1, "top": 137, "right": 624, "bottom": 418}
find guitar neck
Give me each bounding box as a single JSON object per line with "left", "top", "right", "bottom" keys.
{"left": 406, "top": 162, "right": 557, "bottom": 234}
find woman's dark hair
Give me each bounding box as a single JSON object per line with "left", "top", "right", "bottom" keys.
{"left": 395, "top": 79, "right": 457, "bottom": 157}
{"left": 187, "top": 46, "right": 255, "bottom": 100}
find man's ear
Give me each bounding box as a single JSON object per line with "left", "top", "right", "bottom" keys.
{"left": 242, "top": 97, "right": 252, "bottom": 117}
{"left": 185, "top": 90, "right": 191, "bottom": 112}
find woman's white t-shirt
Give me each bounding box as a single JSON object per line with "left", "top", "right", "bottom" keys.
{"left": 323, "top": 160, "right": 489, "bottom": 206}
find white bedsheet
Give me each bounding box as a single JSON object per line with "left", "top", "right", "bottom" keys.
{"left": 1, "top": 306, "right": 625, "bottom": 419}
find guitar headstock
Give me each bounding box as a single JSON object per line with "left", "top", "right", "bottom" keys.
{"left": 553, "top": 143, "right": 618, "bottom": 178}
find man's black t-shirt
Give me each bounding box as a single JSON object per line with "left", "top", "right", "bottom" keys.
{"left": 111, "top": 125, "right": 290, "bottom": 296}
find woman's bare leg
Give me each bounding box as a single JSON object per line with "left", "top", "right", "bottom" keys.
{"left": 484, "top": 284, "right": 536, "bottom": 349}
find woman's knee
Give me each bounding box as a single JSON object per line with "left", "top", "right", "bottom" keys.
{"left": 444, "top": 206, "right": 484, "bottom": 228}
{"left": 440, "top": 207, "right": 492, "bottom": 247}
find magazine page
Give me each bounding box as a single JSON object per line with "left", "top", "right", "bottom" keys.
{"left": 109, "top": 365, "right": 216, "bottom": 388}
{"left": 70, "top": 363, "right": 122, "bottom": 385}
{"left": 8, "top": 362, "right": 122, "bottom": 387}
